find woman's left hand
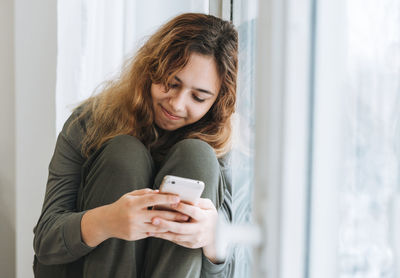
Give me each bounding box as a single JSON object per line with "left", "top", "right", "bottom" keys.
{"left": 148, "top": 198, "right": 220, "bottom": 262}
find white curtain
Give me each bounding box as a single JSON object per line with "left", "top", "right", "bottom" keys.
{"left": 56, "top": 0, "right": 208, "bottom": 133}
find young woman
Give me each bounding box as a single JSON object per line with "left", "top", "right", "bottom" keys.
{"left": 33, "top": 13, "right": 238, "bottom": 278}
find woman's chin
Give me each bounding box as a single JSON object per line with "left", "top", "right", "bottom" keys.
{"left": 155, "top": 120, "right": 181, "bottom": 131}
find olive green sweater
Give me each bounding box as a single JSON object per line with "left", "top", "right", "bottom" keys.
{"left": 33, "top": 109, "right": 234, "bottom": 277}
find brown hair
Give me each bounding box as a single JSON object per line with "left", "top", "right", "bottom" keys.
{"left": 73, "top": 13, "right": 238, "bottom": 162}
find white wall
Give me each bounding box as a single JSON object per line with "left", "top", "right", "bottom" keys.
{"left": 14, "top": 0, "right": 57, "bottom": 277}
{"left": 0, "top": 0, "right": 16, "bottom": 277}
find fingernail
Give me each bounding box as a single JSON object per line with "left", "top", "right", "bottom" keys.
{"left": 179, "top": 215, "right": 188, "bottom": 221}
{"left": 153, "top": 219, "right": 160, "bottom": 225}
{"left": 147, "top": 232, "right": 154, "bottom": 236}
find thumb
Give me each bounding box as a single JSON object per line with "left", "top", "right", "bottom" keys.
{"left": 126, "top": 188, "right": 158, "bottom": 196}
{"left": 196, "top": 198, "right": 215, "bottom": 210}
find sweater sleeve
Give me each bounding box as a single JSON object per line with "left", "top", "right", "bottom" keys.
{"left": 33, "top": 112, "right": 95, "bottom": 265}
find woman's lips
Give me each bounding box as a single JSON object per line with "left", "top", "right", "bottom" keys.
{"left": 160, "top": 105, "right": 182, "bottom": 120}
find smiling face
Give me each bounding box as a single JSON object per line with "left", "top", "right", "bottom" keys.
{"left": 151, "top": 53, "right": 221, "bottom": 131}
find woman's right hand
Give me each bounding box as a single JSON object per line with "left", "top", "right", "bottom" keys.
{"left": 81, "top": 188, "right": 188, "bottom": 247}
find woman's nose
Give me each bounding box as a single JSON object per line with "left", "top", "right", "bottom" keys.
{"left": 168, "top": 90, "right": 186, "bottom": 112}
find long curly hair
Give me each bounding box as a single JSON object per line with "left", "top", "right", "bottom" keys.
{"left": 73, "top": 13, "right": 238, "bottom": 162}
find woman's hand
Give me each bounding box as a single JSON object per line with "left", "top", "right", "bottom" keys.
{"left": 81, "top": 188, "right": 189, "bottom": 247}
{"left": 148, "top": 198, "right": 220, "bottom": 263}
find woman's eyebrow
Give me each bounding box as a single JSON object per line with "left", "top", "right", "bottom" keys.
{"left": 174, "top": 76, "right": 215, "bottom": 96}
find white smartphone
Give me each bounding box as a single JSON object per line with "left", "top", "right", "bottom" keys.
{"left": 154, "top": 175, "right": 205, "bottom": 210}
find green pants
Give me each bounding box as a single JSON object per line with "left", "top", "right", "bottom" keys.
{"left": 75, "top": 135, "right": 224, "bottom": 277}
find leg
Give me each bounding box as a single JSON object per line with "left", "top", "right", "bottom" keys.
{"left": 143, "top": 139, "right": 225, "bottom": 278}
{"left": 77, "top": 135, "right": 155, "bottom": 278}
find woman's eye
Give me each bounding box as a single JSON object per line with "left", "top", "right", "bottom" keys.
{"left": 193, "top": 95, "right": 205, "bottom": 103}
{"left": 168, "top": 83, "right": 179, "bottom": 89}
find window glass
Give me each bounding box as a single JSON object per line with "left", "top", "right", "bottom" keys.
{"left": 339, "top": 0, "right": 400, "bottom": 276}
{"left": 232, "top": 1, "right": 257, "bottom": 277}
{"left": 310, "top": 0, "right": 400, "bottom": 277}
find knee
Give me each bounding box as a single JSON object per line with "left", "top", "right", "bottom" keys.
{"left": 167, "top": 139, "right": 222, "bottom": 203}
{"left": 165, "top": 139, "right": 219, "bottom": 181}
{"left": 173, "top": 138, "right": 216, "bottom": 159}
{"left": 173, "top": 139, "right": 218, "bottom": 168}
{"left": 81, "top": 135, "right": 155, "bottom": 208}
{"left": 100, "top": 135, "right": 154, "bottom": 176}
